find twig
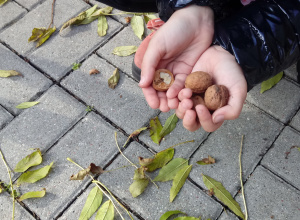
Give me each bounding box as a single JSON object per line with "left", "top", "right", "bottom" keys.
{"left": 0, "top": 148, "right": 15, "bottom": 220}
{"left": 169, "top": 140, "right": 194, "bottom": 149}
{"left": 239, "top": 135, "right": 248, "bottom": 220}
{"left": 48, "top": 0, "right": 56, "bottom": 29}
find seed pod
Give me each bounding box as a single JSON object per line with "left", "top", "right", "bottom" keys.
{"left": 152, "top": 69, "right": 175, "bottom": 92}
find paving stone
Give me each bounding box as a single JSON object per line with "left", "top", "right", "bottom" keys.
{"left": 59, "top": 184, "right": 139, "bottom": 220}
{"left": 20, "top": 112, "right": 127, "bottom": 219}
{"left": 189, "top": 103, "right": 283, "bottom": 195}
{"left": 0, "top": 44, "right": 52, "bottom": 115}
{"left": 15, "top": 0, "right": 46, "bottom": 10}
{"left": 0, "top": 85, "right": 86, "bottom": 183}
{"left": 29, "top": 15, "right": 121, "bottom": 81}
{"left": 246, "top": 78, "right": 300, "bottom": 123}
{"left": 0, "top": 106, "right": 13, "bottom": 130}
{"left": 138, "top": 110, "right": 209, "bottom": 159}
{"left": 290, "top": 109, "right": 300, "bottom": 131}
{"left": 261, "top": 126, "right": 300, "bottom": 189}
{"left": 0, "top": 0, "right": 89, "bottom": 55}
{"left": 0, "top": 193, "right": 35, "bottom": 220}
{"left": 61, "top": 54, "right": 158, "bottom": 134}
{"left": 218, "top": 210, "right": 239, "bottom": 220}
{"left": 98, "top": 142, "right": 223, "bottom": 219}
{"left": 284, "top": 63, "right": 298, "bottom": 82}
{"left": 0, "top": 1, "right": 26, "bottom": 32}
{"left": 97, "top": 26, "right": 152, "bottom": 78}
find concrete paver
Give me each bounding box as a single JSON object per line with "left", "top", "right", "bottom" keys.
{"left": 284, "top": 63, "right": 298, "bottom": 82}
{"left": 290, "top": 109, "right": 300, "bottom": 131}
{"left": 15, "top": 0, "right": 46, "bottom": 10}
{"left": 0, "top": 106, "right": 13, "bottom": 130}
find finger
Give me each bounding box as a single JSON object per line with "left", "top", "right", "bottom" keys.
{"left": 157, "top": 92, "right": 170, "bottom": 112}
{"left": 195, "top": 105, "right": 223, "bottom": 132}
{"left": 182, "top": 109, "right": 201, "bottom": 132}
{"left": 175, "top": 99, "right": 193, "bottom": 119}
{"left": 142, "top": 87, "right": 160, "bottom": 109}
{"left": 168, "top": 97, "right": 179, "bottom": 109}
{"left": 178, "top": 88, "right": 193, "bottom": 101}
{"left": 166, "top": 74, "right": 187, "bottom": 99}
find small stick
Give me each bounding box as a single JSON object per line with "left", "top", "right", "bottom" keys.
{"left": 239, "top": 135, "right": 248, "bottom": 220}
{"left": 48, "top": 0, "right": 56, "bottom": 29}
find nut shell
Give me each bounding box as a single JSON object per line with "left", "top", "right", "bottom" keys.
{"left": 185, "top": 71, "right": 213, "bottom": 93}
{"left": 152, "top": 69, "right": 174, "bottom": 92}
{"left": 204, "top": 85, "right": 229, "bottom": 111}
{"left": 191, "top": 95, "right": 205, "bottom": 108}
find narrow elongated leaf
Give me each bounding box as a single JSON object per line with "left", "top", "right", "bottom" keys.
{"left": 95, "top": 200, "right": 114, "bottom": 220}
{"left": 36, "top": 26, "right": 56, "bottom": 47}
{"left": 0, "top": 0, "right": 9, "bottom": 7}
{"left": 79, "top": 5, "right": 98, "bottom": 24}
{"left": 28, "top": 28, "right": 47, "bottom": 42}
{"left": 129, "top": 127, "right": 148, "bottom": 138}
{"left": 129, "top": 179, "right": 149, "bottom": 197}
{"left": 154, "top": 158, "right": 188, "bottom": 182}
{"left": 16, "top": 162, "right": 53, "bottom": 185}
{"left": 160, "top": 210, "right": 185, "bottom": 220}
{"left": 112, "top": 46, "right": 138, "bottom": 56}
{"left": 16, "top": 101, "right": 39, "bottom": 109}
{"left": 131, "top": 15, "right": 144, "bottom": 39}
{"left": 91, "top": 6, "right": 113, "bottom": 18}
{"left": 145, "top": 148, "right": 174, "bottom": 172}
{"left": 170, "top": 165, "right": 192, "bottom": 202}
{"left": 14, "top": 149, "right": 42, "bottom": 172}
{"left": 143, "top": 14, "right": 157, "bottom": 25}
{"left": 133, "top": 167, "right": 147, "bottom": 180}
{"left": 260, "top": 71, "right": 283, "bottom": 94}
{"left": 97, "top": 15, "right": 108, "bottom": 36}
{"left": 108, "top": 68, "right": 120, "bottom": 89}
{"left": 149, "top": 116, "right": 163, "bottom": 144}
{"left": 159, "top": 114, "right": 178, "bottom": 138}
{"left": 60, "top": 13, "right": 86, "bottom": 33}
{"left": 79, "top": 186, "right": 103, "bottom": 220}
{"left": 0, "top": 70, "right": 21, "bottom": 77}
{"left": 18, "top": 188, "right": 46, "bottom": 201}
{"left": 196, "top": 156, "right": 215, "bottom": 165}
{"left": 174, "top": 217, "right": 200, "bottom": 220}
{"left": 202, "top": 174, "right": 245, "bottom": 219}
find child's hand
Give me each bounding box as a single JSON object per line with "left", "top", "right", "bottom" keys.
{"left": 176, "top": 45, "right": 247, "bottom": 132}
{"left": 139, "top": 5, "right": 214, "bottom": 112}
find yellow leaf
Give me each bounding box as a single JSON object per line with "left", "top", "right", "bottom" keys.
{"left": 97, "top": 15, "right": 108, "bottom": 37}
{"left": 0, "top": 70, "right": 21, "bottom": 77}
{"left": 131, "top": 15, "right": 144, "bottom": 40}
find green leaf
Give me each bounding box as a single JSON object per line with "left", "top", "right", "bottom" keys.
{"left": 297, "top": 147, "right": 300, "bottom": 152}
{"left": 129, "top": 178, "right": 149, "bottom": 197}
{"left": 60, "top": 13, "right": 86, "bottom": 33}
{"left": 160, "top": 210, "right": 185, "bottom": 220}
{"left": 154, "top": 158, "right": 188, "bottom": 182}
{"left": 18, "top": 188, "right": 46, "bottom": 201}
{"left": 0, "top": 0, "right": 9, "bottom": 7}
{"left": 97, "top": 15, "right": 108, "bottom": 37}
{"left": 170, "top": 165, "right": 192, "bottom": 202}
{"left": 144, "top": 148, "right": 174, "bottom": 172}
{"left": 79, "top": 5, "right": 98, "bottom": 24}
{"left": 91, "top": 6, "right": 113, "bottom": 18}
{"left": 16, "top": 101, "right": 39, "bottom": 109}
{"left": 202, "top": 174, "right": 245, "bottom": 219}
{"left": 95, "top": 200, "right": 114, "bottom": 220}
{"left": 0, "top": 70, "right": 21, "bottom": 77}
{"left": 133, "top": 167, "right": 147, "bottom": 180}
{"left": 143, "top": 14, "right": 157, "bottom": 25}
{"left": 131, "top": 15, "right": 144, "bottom": 39}
{"left": 174, "top": 217, "right": 200, "bottom": 220}
{"left": 149, "top": 116, "right": 163, "bottom": 144}
{"left": 79, "top": 186, "right": 103, "bottom": 220}
{"left": 196, "top": 156, "right": 215, "bottom": 165}
{"left": 36, "top": 26, "right": 56, "bottom": 47}
{"left": 108, "top": 68, "right": 120, "bottom": 89}
{"left": 28, "top": 28, "right": 47, "bottom": 42}
{"left": 14, "top": 149, "right": 42, "bottom": 172}
{"left": 159, "top": 114, "right": 178, "bottom": 138}
{"left": 260, "top": 71, "right": 283, "bottom": 94}
{"left": 16, "top": 162, "right": 54, "bottom": 185}
{"left": 72, "top": 62, "right": 81, "bottom": 70}
{"left": 112, "top": 46, "right": 138, "bottom": 57}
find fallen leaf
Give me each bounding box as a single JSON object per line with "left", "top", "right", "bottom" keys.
{"left": 36, "top": 26, "right": 56, "bottom": 47}
{"left": 143, "top": 14, "right": 157, "bottom": 25}
{"left": 16, "top": 162, "right": 54, "bottom": 185}
{"left": 131, "top": 15, "right": 144, "bottom": 39}
{"left": 129, "top": 178, "right": 149, "bottom": 197}
{"left": 174, "top": 217, "right": 200, "bottom": 220}
{"left": 97, "top": 15, "right": 108, "bottom": 36}
{"left": 298, "top": 147, "right": 300, "bottom": 152}
{"left": 202, "top": 174, "right": 245, "bottom": 219}
{"left": 70, "top": 163, "right": 104, "bottom": 180}
{"left": 159, "top": 114, "right": 178, "bottom": 139}
{"left": 79, "top": 186, "right": 103, "bottom": 220}
{"left": 144, "top": 148, "right": 174, "bottom": 172}
{"left": 129, "top": 127, "right": 148, "bottom": 138}
{"left": 260, "top": 71, "right": 283, "bottom": 94}
{"left": 0, "top": 70, "right": 21, "bottom": 77}
{"left": 196, "top": 156, "right": 215, "bottom": 165}
{"left": 133, "top": 167, "right": 147, "bottom": 180}
{"left": 108, "top": 68, "right": 120, "bottom": 89}
{"left": 207, "top": 188, "right": 214, "bottom": 197}
{"left": 138, "top": 157, "right": 154, "bottom": 167}
{"left": 95, "top": 200, "right": 114, "bottom": 220}
{"left": 159, "top": 210, "right": 185, "bottom": 220}
{"left": 91, "top": 6, "right": 113, "bottom": 18}
{"left": 78, "top": 5, "right": 99, "bottom": 24}
{"left": 149, "top": 116, "right": 163, "bottom": 144}
{"left": 112, "top": 46, "right": 138, "bottom": 56}
{"left": 0, "top": 0, "right": 9, "bottom": 6}
{"left": 89, "top": 163, "right": 104, "bottom": 175}
{"left": 89, "top": 69, "right": 100, "bottom": 75}
{"left": 16, "top": 101, "right": 39, "bottom": 109}
{"left": 170, "top": 165, "right": 192, "bottom": 202}
{"left": 28, "top": 27, "right": 56, "bottom": 48}
{"left": 124, "top": 17, "right": 131, "bottom": 23}
{"left": 154, "top": 158, "right": 188, "bottom": 182}
{"left": 14, "top": 149, "right": 42, "bottom": 172}
{"left": 18, "top": 188, "right": 46, "bottom": 201}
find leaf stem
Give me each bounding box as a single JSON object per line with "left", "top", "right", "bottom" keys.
{"left": 48, "top": 0, "right": 56, "bottom": 29}
{"left": 169, "top": 140, "right": 195, "bottom": 149}
{"left": 239, "top": 135, "right": 248, "bottom": 220}
{"left": 0, "top": 148, "right": 15, "bottom": 220}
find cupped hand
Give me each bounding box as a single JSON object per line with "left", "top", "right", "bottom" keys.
{"left": 139, "top": 5, "right": 214, "bottom": 112}
{"left": 176, "top": 45, "right": 248, "bottom": 132}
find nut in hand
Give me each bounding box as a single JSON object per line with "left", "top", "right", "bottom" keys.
{"left": 204, "top": 85, "right": 229, "bottom": 111}
{"left": 191, "top": 95, "right": 205, "bottom": 108}
{"left": 152, "top": 69, "right": 174, "bottom": 92}
{"left": 185, "top": 71, "right": 213, "bottom": 93}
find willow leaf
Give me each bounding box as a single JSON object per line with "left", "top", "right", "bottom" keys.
{"left": 149, "top": 116, "right": 163, "bottom": 144}
{"left": 14, "top": 149, "right": 42, "bottom": 172}
{"left": 170, "top": 165, "right": 192, "bottom": 202}
{"left": 174, "top": 217, "right": 200, "bottom": 220}
{"left": 112, "top": 46, "right": 138, "bottom": 56}
{"left": 79, "top": 5, "right": 98, "bottom": 24}
{"left": 108, "top": 68, "right": 120, "bottom": 89}
{"left": 18, "top": 188, "right": 46, "bottom": 201}
{"left": 91, "top": 6, "right": 113, "bottom": 18}
{"left": 97, "top": 15, "right": 108, "bottom": 37}
{"left": 95, "top": 200, "right": 114, "bottom": 220}
{"left": 202, "top": 174, "right": 245, "bottom": 219}
{"left": 159, "top": 113, "right": 178, "bottom": 138}
{"left": 79, "top": 186, "right": 103, "bottom": 220}
{"left": 36, "top": 26, "right": 56, "bottom": 47}
{"left": 0, "top": 0, "right": 9, "bottom": 6}
{"left": 154, "top": 158, "right": 188, "bottom": 182}
{"left": 0, "top": 70, "right": 21, "bottom": 77}
{"left": 131, "top": 15, "right": 144, "bottom": 39}
{"left": 129, "top": 179, "right": 149, "bottom": 197}
{"left": 145, "top": 148, "right": 174, "bottom": 172}
{"left": 16, "top": 101, "right": 39, "bottom": 109}
{"left": 160, "top": 210, "right": 185, "bottom": 220}
{"left": 260, "top": 71, "right": 283, "bottom": 94}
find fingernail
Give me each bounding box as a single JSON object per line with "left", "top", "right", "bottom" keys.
{"left": 213, "top": 115, "right": 224, "bottom": 124}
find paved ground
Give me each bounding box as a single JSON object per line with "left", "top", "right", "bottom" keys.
{"left": 0, "top": 1, "right": 300, "bottom": 220}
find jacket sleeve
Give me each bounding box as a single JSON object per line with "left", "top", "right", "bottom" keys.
{"left": 213, "top": 0, "right": 300, "bottom": 90}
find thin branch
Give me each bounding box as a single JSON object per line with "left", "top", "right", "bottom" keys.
{"left": 48, "top": 0, "right": 56, "bottom": 29}
{"left": 239, "top": 135, "right": 248, "bottom": 220}
{"left": 0, "top": 148, "right": 15, "bottom": 220}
